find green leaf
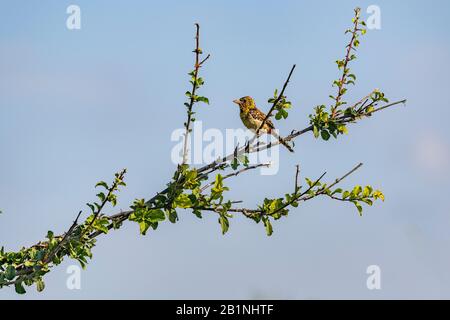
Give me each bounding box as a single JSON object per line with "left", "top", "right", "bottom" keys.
{"left": 86, "top": 203, "right": 95, "bottom": 213}
{"left": 108, "top": 194, "right": 117, "bottom": 207}
{"left": 313, "top": 126, "right": 319, "bottom": 138}
{"left": 95, "top": 181, "right": 108, "bottom": 189}
{"left": 139, "top": 221, "right": 150, "bottom": 235}
{"left": 275, "top": 108, "right": 288, "bottom": 120}
{"left": 231, "top": 157, "right": 239, "bottom": 170}
{"left": 210, "top": 174, "right": 229, "bottom": 201}
{"left": 149, "top": 209, "right": 166, "bottom": 222}
{"left": 96, "top": 192, "right": 106, "bottom": 202}
{"left": 354, "top": 201, "right": 363, "bottom": 216}
{"left": 321, "top": 130, "right": 330, "bottom": 141}
{"left": 240, "top": 155, "right": 249, "bottom": 167}
{"left": 192, "top": 209, "right": 202, "bottom": 219}
{"left": 197, "top": 96, "right": 210, "bottom": 104}
{"left": 5, "top": 265, "right": 16, "bottom": 281}
{"left": 173, "top": 194, "right": 193, "bottom": 209}
{"left": 363, "top": 186, "right": 372, "bottom": 197}
{"left": 219, "top": 215, "right": 229, "bottom": 235}
{"left": 351, "top": 185, "right": 362, "bottom": 197}
{"left": 15, "top": 281, "right": 26, "bottom": 294}
{"left": 263, "top": 217, "right": 273, "bottom": 236}
{"left": 167, "top": 209, "right": 178, "bottom": 223}
{"left": 337, "top": 124, "right": 348, "bottom": 134}
{"left": 92, "top": 217, "right": 110, "bottom": 234}
{"left": 275, "top": 112, "right": 282, "bottom": 120}
{"left": 373, "top": 190, "right": 385, "bottom": 201}
{"left": 36, "top": 279, "right": 45, "bottom": 292}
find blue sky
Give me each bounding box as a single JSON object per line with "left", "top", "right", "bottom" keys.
{"left": 1, "top": 0, "right": 450, "bottom": 299}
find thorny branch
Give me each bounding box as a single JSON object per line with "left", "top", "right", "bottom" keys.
{"left": 331, "top": 7, "right": 362, "bottom": 118}
{"left": 42, "top": 210, "right": 82, "bottom": 264}
{"left": 182, "top": 23, "right": 210, "bottom": 165}
{"left": 255, "top": 64, "right": 296, "bottom": 136}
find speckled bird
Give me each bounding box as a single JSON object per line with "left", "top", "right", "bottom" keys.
{"left": 233, "top": 96, "right": 294, "bottom": 152}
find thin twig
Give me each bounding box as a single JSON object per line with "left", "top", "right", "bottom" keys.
{"left": 267, "top": 171, "right": 327, "bottom": 217}
{"left": 254, "top": 98, "right": 406, "bottom": 153}
{"left": 182, "top": 23, "right": 207, "bottom": 165}
{"left": 331, "top": 7, "right": 361, "bottom": 118}
{"left": 43, "top": 210, "right": 82, "bottom": 264}
{"left": 301, "top": 163, "right": 363, "bottom": 201}
{"left": 201, "top": 163, "right": 363, "bottom": 218}
{"left": 294, "top": 164, "right": 300, "bottom": 193}
{"left": 199, "top": 54, "right": 211, "bottom": 66}
{"left": 255, "top": 64, "right": 296, "bottom": 136}
{"left": 198, "top": 171, "right": 328, "bottom": 219}
{"left": 370, "top": 99, "right": 407, "bottom": 114}
{"left": 328, "top": 162, "right": 363, "bottom": 189}
{"left": 82, "top": 169, "right": 126, "bottom": 238}
{"left": 199, "top": 163, "right": 270, "bottom": 193}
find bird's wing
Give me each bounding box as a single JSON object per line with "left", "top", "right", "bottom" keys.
{"left": 249, "top": 108, "right": 275, "bottom": 129}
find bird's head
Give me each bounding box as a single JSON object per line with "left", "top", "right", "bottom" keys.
{"left": 233, "top": 96, "right": 256, "bottom": 112}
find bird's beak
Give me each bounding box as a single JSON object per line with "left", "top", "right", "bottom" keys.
{"left": 233, "top": 99, "right": 240, "bottom": 105}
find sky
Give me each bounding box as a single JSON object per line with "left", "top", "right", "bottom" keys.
{"left": 0, "top": 0, "right": 449, "bottom": 299}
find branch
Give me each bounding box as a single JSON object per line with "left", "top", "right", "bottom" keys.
{"left": 42, "top": 210, "right": 82, "bottom": 264}
{"left": 294, "top": 164, "right": 300, "bottom": 194}
{"left": 194, "top": 163, "right": 363, "bottom": 218}
{"left": 199, "top": 163, "right": 270, "bottom": 193}
{"left": 331, "top": 7, "right": 362, "bottom": 118}
{"left": 300, "top": 163, "right": 363, "bottom": 201}
{"left": 370, "top": 99, "right": 407, "bottom": 114}
{"left": 82, "top": 169, "right": 127, "bottom": 237}
{"left": 182, "top": 23, "right": 209, "bottom": 165}
{"left": 255, "top": 64, "right": 296, "bottom": 136}
{"left": 328, "top": 162, "right": 362, "bottom": 189}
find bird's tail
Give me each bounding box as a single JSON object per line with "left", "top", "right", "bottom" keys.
{"left": 270, "top": 131, "right": 294, "bottom": 153}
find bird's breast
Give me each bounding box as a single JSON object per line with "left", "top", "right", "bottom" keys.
{"left": 240, "top": 111, "right": 268, "bottom": 133}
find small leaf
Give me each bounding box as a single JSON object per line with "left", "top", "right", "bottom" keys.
{"left": 197, "top": 96, "right": 210, "bottom": 104}
{"left": 263, "top": 217, "right": 273, "bottom": 236}
{"left": 313, "top": 126, "right": 319, "bottom": 138}
{"left": 219, "top": 215, "right": 229, "bottom": 235}
{"left": 86, "top": 203, "right": 95, "bottom": 213}
{"left": 15, "top": 281, "right": 26, "bottom": 294}
{"left": 192, "top": 209, "right": 202, "bottom": 219}
{"left": 231, "top": 158, "right": 239, "bottom": 170}
{"left": 167, "top": 209, "right": 178, "bottom": 223}
{"left": 36, "top": 279, "right": 45, "bottom": 292}
{"left": 5, "top": 265, "right": 16, "bottom": 280}
{"left": 354, "top": 201, "right": 363, "bottom": 216}
{"left": 96, "top": 192, "right": 106, "bottom": 202}
{"left": 149, "top": 209, "right": 166, "bottom": 222}
{"left": 95, "top": 181, "right": 108, "bottom": 189}
{"left": 321, "top": 130, "right": 330, "bottom": 141}
{"left": 139, "top": 221, "right": 150, "bottom": 235}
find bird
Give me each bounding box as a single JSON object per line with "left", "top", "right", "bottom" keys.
{"left": 233, "top": 96, "right": 294, "bottom": 152}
